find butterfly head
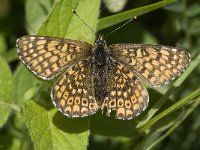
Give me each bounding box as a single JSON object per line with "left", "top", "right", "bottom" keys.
{"left": 95, "top": 35, "right": 107, "bottom": 48}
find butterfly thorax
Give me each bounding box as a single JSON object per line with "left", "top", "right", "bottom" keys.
{"left": 94, "top": 36, "right": 108, "bottom": 67}
{"left": 93, "top": 36, "right": 109, "bottom": 104}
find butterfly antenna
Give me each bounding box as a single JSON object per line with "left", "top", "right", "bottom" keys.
{"left": 72, "top": 10, "right": 97, "bottom": 36}
{"left": 105, "top": 16, "right": 137, "bottom": 39}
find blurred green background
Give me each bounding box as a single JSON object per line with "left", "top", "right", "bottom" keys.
{"left": 0, "top": 0, "right": 200, "bottom": 150}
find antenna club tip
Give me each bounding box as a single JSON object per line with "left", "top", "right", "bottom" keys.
{"left": 72, "top": 9, "right": 76, "bottom": 14}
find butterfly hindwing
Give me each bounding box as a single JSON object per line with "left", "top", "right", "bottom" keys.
{"left": 51, "top": 60, "right": 99, "bottom": 117}
{"left": 104, "top": 61, "right": 149, "bottom": 120}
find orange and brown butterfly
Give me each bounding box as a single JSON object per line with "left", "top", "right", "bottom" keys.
{"left": 16, "top": 35, "right": 190, "bottom": 120}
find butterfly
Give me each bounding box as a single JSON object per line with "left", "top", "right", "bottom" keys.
{"left": 16, "top": 35, "right": 190, "bottom": 120}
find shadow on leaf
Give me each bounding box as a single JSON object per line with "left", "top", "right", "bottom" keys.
{"left": 89, "top": 111, "right": 145, "bottom": 138}
{"left": 52, "top": 111, "right": 89, "bottom": 133}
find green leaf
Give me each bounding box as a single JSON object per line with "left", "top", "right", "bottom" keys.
{"left": 186, "top": 3, "right": 200, "bottom": 17}
{"left": 0, "top": 129, "right": 32, "bottom": 150}
{"left": 163, "top": 1, "right": 184, "bottom": 13}
{"left": 134, "top": 132, "right": 161, "bottom": 150}
{"left": 0, "top": 133, "right": 20, "bottom": 150}
{"left": 134, "top": 88, "right": 200, "bottom": 149}
{"left": 13, "top": 64, "right": 40, "bottom": 106}
{"left": 138, "top": 88, "right": 200, "bottom": 133}
{"left": 0, "top": 34, "right": 7, "bottom": 53}
{"left": 145, "top": 95, "right": 200, "bottom": 149}
{"left": 25, "top": 0, "right": 53, "bottom": 34}
{"left": 142, "top": 30, "right": 158, "bottom": 44}
{"left": 1, "top": 48, "right": 18, "bottom": 63}
{"left": 97, "top": 0, "right": 177, "bottom": 31}
{"left": 0, "top": 56, "right": 13, "bottom": 127}
{"left": 38, "top": 0, "right": 99, "bottom": 44}
{"left": 24, "top": 100, "right": 89, "bottom": 150}
{"left": 188, "top": 20, "right": 200, "bottom": 35}
{"left": 90, "top": 111, "right": 139, "bottom": 138}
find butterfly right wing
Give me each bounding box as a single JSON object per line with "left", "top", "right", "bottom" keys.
{"left": 109, "top": 44, "right": 190, "bottom": 87}
{"left": 16, "top": 35, "right": 93, "bottom": 80}
{"left": 51, "top": 60, "right": 99, "bottom": 117}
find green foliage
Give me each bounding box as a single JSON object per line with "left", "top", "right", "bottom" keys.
{"left": 98, "top": 0, "right": 177, "bottom": 30}
{"left": 0, "top": 0, "right": 200, "bottom": 149}
{"left": 0, "top": 56, "right": 13, "bottom": 127}
{"left": 24, "top": 100, "right": 89, "bottom": 150}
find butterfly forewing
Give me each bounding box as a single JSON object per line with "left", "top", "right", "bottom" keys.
{"left": 109, "top": 44, "right": 191, "bottom": 87}
{"left": 16, "top": 35, "right": 93, "bottom": 80}
{"left": 104, "top": 61, "right": 149, "bottom": 120}
{"left": 51, "top": 60, "right": 99, "bottom": 117}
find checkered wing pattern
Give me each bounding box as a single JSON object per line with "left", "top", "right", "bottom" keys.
{"left": 51, "top": 61, "right": 99, "bottom": 117}
{"left": 104, "top": 61, "right": 149, "bottom": 120}
{"left": 109, "top": 44, "right": 191, "bottom": 87}
{"left": 16, "top": 35, "right": 92, "bottom": 80}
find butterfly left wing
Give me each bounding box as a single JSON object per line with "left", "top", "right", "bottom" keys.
{"left": 51, "top": 60, "right": 99, "bottom": 117}
{"left": 16, "top": 35, "right": 93, "bottom": 80}
{"left": 109, "top": 44, "right": 190, "bottom": 87}
{"left": 103, "top": 61, "right": 149, "bottom": 120}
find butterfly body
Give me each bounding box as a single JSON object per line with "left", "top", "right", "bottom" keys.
{"left": 93, "top": 36, "right": 110, "bottom": 106}
{"left": 16, "top": 35, "right": 190, "bottom": 120}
